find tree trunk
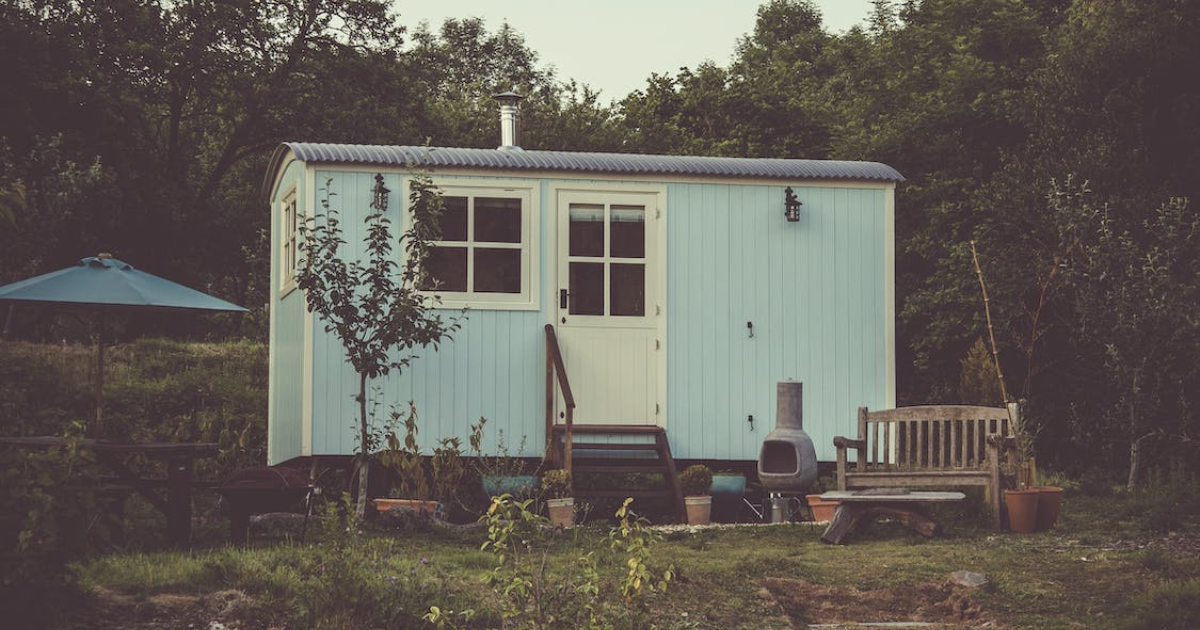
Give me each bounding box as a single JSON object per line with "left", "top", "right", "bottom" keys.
{"left": 1127, "top": 433, "right": 1154, "bottom": 491}
{"left": 356, "top": 373, "right": 370, "bottom": 520}
{"left": 1125, "top": 371, "right": 1144, "bottom": 491}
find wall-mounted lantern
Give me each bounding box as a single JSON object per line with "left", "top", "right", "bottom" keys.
{"left": 784, "top": 187, "right": 802, "bottom": 223}
{"left": 372, "top": 173, "right": 390, "bottom": 211}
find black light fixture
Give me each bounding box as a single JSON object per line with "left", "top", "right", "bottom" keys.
{"left": 784, "top": 187, "right": 802, "bottom": 222}
{"left": 372, "top": 173, "right": 390, "bottom": 211}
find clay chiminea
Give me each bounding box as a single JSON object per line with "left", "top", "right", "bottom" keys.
{"left": 757, "top": 380, "right": 818, "bottom": 493}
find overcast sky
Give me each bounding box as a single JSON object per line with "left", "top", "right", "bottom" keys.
{"left": 394, "top": 1, "right": 876, "bottom": 100}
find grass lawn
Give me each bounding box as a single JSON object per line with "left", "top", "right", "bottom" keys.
{"left": 66, "top": 489, "right": 1200, "bottom": 630}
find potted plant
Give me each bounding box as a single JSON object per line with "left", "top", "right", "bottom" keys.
{"left": 542, "top": 469, "right": 574, "bottom": 528}
{"left": 710, "top": 471, "right": 747, "bottom": 523}
{"left": 431, "top": 437, "right": 466, "bottom": 519}
{"left": 470, "top": 418, "right": 539, "bottom": 499}
{"left": 376, "top": 406, "right": 439, "bottom": 517}
{"left": 1003, "top": 404, "right": 1039, "bottom": 533}
{"left": 804, "top": 480, "right": 839, "bottom": 523}
{"left": 680, "top": 464, "right": 713, "bottom": 525}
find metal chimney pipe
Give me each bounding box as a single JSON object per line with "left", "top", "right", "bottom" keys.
{"left": 494, "top": 90, "right": 523, "bottom": 150}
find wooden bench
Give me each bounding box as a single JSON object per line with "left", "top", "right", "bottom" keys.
{"left": 832, "top": 404, "right": 1019, "bottom": 531}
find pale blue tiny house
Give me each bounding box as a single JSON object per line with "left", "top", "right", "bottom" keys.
{"left": 263, "top": 132, "right": 902, "bottom": 474}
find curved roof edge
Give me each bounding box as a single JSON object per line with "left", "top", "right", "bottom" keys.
{"left": 262, "top": 142, "right": 904, "bottom": 200}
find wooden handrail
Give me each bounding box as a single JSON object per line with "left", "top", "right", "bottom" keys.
{"left": 544, "top": 324, "right": 576, "bottom": 474}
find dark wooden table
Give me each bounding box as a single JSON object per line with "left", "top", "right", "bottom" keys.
{"left": 0, "top": 436, "right": 219, "bottom": 547}
{"left": 818, "top": 491, "right": 966, "bottom": 545}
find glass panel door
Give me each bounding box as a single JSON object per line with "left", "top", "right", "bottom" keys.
{"left": 564, "top": 202, "right": 648, "bottom": 320}
{"left": 555, "top": 190, "right": 661, "bottom": 427}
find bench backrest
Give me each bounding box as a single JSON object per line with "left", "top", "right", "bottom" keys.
{"left": 856, "top": 404, "right": 1017, "bottom": 472}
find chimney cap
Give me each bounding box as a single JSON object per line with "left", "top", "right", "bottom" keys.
{"left": 494, "top": 90, "right": 523, "bottom": 103}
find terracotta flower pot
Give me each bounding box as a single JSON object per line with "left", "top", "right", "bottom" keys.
{"left": 547, "top": 497, "right": 574, "bottom": 529}
{"left": 374, "top": 498, "right": 440, "bottom": 517}
{"left": 1034, "top": 486, "right": 1064, "bottom": 531}
{"left": 1004, "top": 489, "right": 1039, "bottom": 533}
{"left": 685, "top": 495, "right": 712, "bottom": 525}
{"left": 806, "top": 494, "right": 839, "bottom": 523}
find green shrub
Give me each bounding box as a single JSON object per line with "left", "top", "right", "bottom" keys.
{"left": 0, "top": 421, "right": 105, "bottom": 628}
{"left": 1136, "top": 468, "right": 1200, "bottom": 534}
{"left": 679, "top": 465, "right": 713, "bottom": 496}
{"left": 0, "top": 339, "right": 267, "bottom": 480}
{"left": 541, "top": 469, "right": 571, "bottom": 499}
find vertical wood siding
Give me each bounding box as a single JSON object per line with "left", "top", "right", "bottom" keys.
{"left": 665, "top": 183, "right": 888, "bottom": 461}
{"left": 309, "top": 171, "right": 548, "bottom": 457}
{"left": 281, "top": 169, "right": 889, "bottom": 461}
{"left": 267, "top": 159, "right": 306, "bottom": 464}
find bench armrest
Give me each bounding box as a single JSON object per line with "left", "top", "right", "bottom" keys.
{"left": 833, "top": 436, "right": 866, "bottom": 450}
{"left": 833, "top": 436, "right": 866, "bottom": 491}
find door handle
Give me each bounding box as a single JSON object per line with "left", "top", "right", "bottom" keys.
{"left": 559, "top": 288, "right": 569, "bottom": 309}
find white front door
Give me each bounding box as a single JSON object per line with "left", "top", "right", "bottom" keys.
{"left": 555, "top": 190, "right": 664, "bottom": 426}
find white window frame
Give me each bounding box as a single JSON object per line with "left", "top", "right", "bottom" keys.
{"left": 412, "top": 178, "right": 540, "bottom": 311}
{"left": 279, "top": 186, "right": 299, "bottom": 296}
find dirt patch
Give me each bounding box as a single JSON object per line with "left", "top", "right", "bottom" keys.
{"left": 761, "top": 578, "right": 1012, "bottom": 629}
{"left": 81, "top": 586, "right": 279, "bottom": 630}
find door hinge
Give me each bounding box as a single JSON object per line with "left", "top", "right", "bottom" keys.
{"left": 656, "top": 208, "right": 662, "bottom": 219}
{"left": 656, "top": 304, "right": 661, "bottom": 316}
{"left": 656, "top": 403, "right": 661, "bottom": 415}
{"left": 655, "top": 339, "right": 661, "bottom": 350}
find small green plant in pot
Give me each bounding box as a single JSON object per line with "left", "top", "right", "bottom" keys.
{"left": 679, "top": 464, "right": 713, "bottom": 525}
{"left": 470, "top": 418, "right": 539, "bottom": 500}
{"left": 541, "top": 469, "right": 574, "bottom": 529}
{"left": 376, "top": 404, "right": 439, "bottom": 518}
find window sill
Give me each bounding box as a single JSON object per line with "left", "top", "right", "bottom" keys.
{"left": 422, "top": 293, "right": 539, "bottom": 312}
{"left": 279, "top": 280, "right": 299, "bottom": 300}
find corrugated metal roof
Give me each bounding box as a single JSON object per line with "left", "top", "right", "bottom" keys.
{"left": 264, "top": 142, "right": 903, "bottom": 199}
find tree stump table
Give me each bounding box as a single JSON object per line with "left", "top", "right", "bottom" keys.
{"left": 818, "top": 490, "right": 966, "bottom": 545}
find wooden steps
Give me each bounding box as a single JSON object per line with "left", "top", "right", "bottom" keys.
{"left": 549, "top": 424, "right": 686, "bottom": 523}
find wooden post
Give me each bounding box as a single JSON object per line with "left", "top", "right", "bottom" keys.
{"left": 856, "top": 407, "right": 868, "bottom": 471}
{"left": 564, "top": 409, "right": 573, "bottom": 475}
{"left": 986, "top": 435, "right": 1002, "bottom": 531}
{"left": 836, "top": 440, "right": 848, "bottom": 491}
{"left": 545, "top": 335, "right": 555, "bottom": 466}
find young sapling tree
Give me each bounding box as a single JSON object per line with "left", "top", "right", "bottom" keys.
{"left": 297, "top": 171, "right": 461, "bottom": 518}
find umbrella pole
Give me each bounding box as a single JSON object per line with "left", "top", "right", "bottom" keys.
{"left": 94, "top": 313, "right": 104, "bottom": 439}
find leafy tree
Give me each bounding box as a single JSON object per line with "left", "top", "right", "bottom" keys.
{"left": 1053, "top": 182, "right": 1199, "bottom": 488}
{"left": 0, "top": 0, "right": 412, "bottom": 319}
{"left": 297, "top": 172, "right": 461, "bottom": 518}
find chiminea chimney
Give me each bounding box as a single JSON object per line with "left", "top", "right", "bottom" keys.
{"left": 494, "top": 90, "right": 523, "bottom": 150}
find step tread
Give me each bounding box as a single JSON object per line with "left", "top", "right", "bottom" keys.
{"left": 567, "top": 442, "right": 659, "bottom": 451}
{"left": 573, "top": 464, "right": 669, "bottom": 474}
{"left": 552, "top": 424, "right": 664, "bottom": 435}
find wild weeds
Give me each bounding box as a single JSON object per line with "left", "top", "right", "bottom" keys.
{"left": 426, "top": 495, "right": 673, "bottom": 630}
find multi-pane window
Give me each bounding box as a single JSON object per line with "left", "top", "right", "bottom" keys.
{"left": 567, "top": 203, "right": 647, "bottom": 317}
{"left": 420, "top": 186, "right": 533, "bottom": 308}
{"left": 280, "top": 190, "right": 299, "bottom": 292}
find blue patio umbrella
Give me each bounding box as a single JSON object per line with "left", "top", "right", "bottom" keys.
{"left": 0, "top": 253, "right": 248, "bottom": 436}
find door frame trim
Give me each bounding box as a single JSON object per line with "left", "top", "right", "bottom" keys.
{"left": 547, "top": 182, "right": 668, "bottom": 428}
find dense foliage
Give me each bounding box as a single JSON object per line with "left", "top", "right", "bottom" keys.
{"left": 1, "top": 0, "right": 1197, "bottom": 481}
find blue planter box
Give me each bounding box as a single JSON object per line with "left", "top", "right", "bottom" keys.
{"left": 482, "top": 474, "right": 539, "bottom": 499}
{"left": 710, "top": 474, "right": 746, "bottom": 522}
